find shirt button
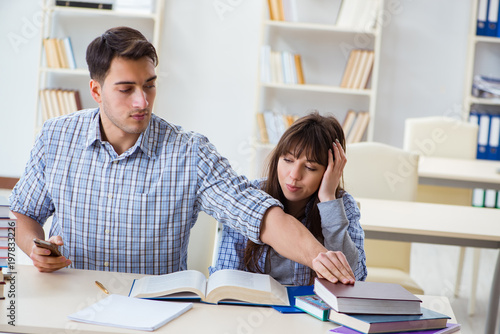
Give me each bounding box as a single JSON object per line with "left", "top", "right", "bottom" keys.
{"left": 105, "top": 229, "right": 110, "bottom": 234}
{"left": 104, "top": 262, "right": 109, "bottom": 267}
{"left": 113, "top": 160, "right": 118, "bottom": 164}
{"left": 108, "top": 194, "right": 113, "bottom": 199}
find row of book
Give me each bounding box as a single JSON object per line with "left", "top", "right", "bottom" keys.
{"left": 295, "top": 279, "right": 460, "bottom": 334}
{"left": 341, "top": 49, "right": 374, "bottom": 90}
{"left": 470, "top": 110, "right": 500, "bottom": 161}
{"left": 267, "top": 0, "right": 380, "bottom": 31}
{"left": 43, "top": 37, "right": 77, "bottom": 69}
{"left": 342, "top": 110, "right": 370, "bottom": 144}
{"left": 256, "top": 111, "right": 299, "bottom": 145}
{"left": 39, "top": 89, "right": 82, "bottom": 122}
{"left": 469, "top": 110, "right": 500, "bottom": 210}
{"left": 476, "top": 0, "right": 500, "bottom": 37}
{"left": 260, "top": 45, "right": 305, "bottom": 85}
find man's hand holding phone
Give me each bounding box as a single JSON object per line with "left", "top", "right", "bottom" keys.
{"left": 31, "top": 236, "right": 72, "bottom": 273}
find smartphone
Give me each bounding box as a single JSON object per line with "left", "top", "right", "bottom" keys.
{"left": 33, "top": 238, "right": 62, "bottom": 257}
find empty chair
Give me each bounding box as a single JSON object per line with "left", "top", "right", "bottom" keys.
{"left": 343, "top": 142, "right": 424, "bottom": 295}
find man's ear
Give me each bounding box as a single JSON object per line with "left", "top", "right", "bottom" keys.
{"left": 89, "top": 79, "right": 102, "bottom": 104}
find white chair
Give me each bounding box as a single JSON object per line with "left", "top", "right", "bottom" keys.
{"left": 187, "top": 212, "right": 219, "bottom": 277}
{"left": 403, "top": 116, "right": 479, "bottom": 314}
{"left": 343, "top": 142, "right": 424, "bottom": 295}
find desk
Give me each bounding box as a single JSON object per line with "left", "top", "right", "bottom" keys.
{"left": 0, "top": 265, "right": 459, "bottom": 334}
{"left": 358, "top": 197, "right": 500, "bottom": 334}
{"left": 418, "top": 156, "right": 500, "bottom": 190}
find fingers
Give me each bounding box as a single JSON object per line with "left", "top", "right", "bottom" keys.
{"left": 312, "top": 251, "right": 355, "bottom": 285}
{"left": 31, "top": 238, "right": 71, "bottom": 273}
{"left": 48, "top": 235, "right": 64, "bottom": 246}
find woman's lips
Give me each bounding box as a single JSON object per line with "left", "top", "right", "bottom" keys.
{"left": 286, "top": 184, "right": 300, "bottom": 192}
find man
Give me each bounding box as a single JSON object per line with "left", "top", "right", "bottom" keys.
{"left": 11, "top": 27, "right": 354, "bottom": 284}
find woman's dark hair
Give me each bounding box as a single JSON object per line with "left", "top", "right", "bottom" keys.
{"left": 244, "top": 110, "right": 346, "bottom": 277}
{"left": 86, "top": 26, "right": 158, "bottom": 83}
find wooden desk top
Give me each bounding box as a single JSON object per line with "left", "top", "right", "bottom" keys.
{"left": 357, "top": 197, "right": 500, "bottom": 248}
{"left": 0, "top": 265, "right": 459, "bottom": 334}
{"left": 418, "top": 156, "right": 500, "bottom": 189}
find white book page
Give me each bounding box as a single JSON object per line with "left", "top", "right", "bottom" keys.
{"left": 130, "top": 270, "right": 207, "bottom": 298}
{"left": 206, "top": 269, "right": 272, "bottom": 295}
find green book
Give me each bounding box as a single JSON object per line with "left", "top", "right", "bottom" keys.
{"left": 295, "top": 295, "right": 330, "bottom": 321}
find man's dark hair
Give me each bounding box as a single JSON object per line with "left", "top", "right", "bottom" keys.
{"left": 86, "top": 26, "right": 158, "bottom": 83}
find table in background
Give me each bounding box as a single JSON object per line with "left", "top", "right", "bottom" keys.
{"left": 418, "top": 156, "right": 500, "bottom": 190}
{"left": 358, "top": 197, "right": 500, "bottom": 334}
{"left": 0, "top": 265, "right": 459, "bottom": 334}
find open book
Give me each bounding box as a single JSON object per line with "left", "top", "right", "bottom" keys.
{"left": 129, "top": 269, "right": 290, "bottom": 306}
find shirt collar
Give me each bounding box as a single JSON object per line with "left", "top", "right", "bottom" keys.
{"left": 85, "top": 108, "right": 156, "bottom": 159}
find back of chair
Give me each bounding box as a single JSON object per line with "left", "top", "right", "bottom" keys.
{"left": 403, "top": 116, "right": 478, "bottom": 159}
{"left": 343, "top": 142, "right": 420, "bottom": 274}
{"left": 403, "top": 116, "right": 479, "bottom": 206}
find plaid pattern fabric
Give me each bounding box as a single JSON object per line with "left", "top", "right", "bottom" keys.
{"left": 210, "top": 187, "right": 367, "bottom": 284}
{"left": 10, "top": 108, "right": 281, "bottom": 275}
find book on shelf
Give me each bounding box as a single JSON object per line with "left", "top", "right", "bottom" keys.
{"left": 129, "top": 269, "right": 290, "bottom": 306}
{"left": 346, "top": 111, "right": 370, "bottom": 144}
{"left": 55, "top": 0, "right": 113, "bottom": 10}
{"left": 295, "top": 294, "right": 330, "bottom": 321}
{"left": 340, "top": 49, "right": 374, "bottom": 89}
{"left": 43, "top": 37, "right": 76, "bottom": 69}
{"left": 314, "top": 278, "right": 422, "bottom": 315}
{"left": 267, "top": 0, "right": 283, "bottom": 21}
{"left": 342, "top": 110, "right": 357, "bottom": 138}
{"left": 68, "top": 294, "right": 192, "bottom": 331}
{"left": 256, "top": 111, "right": 299, "bottom": 144}
{"left": 329, "top": 322, "right": 461, "bottom": 334}
{"left": 336, "top": 0, "right": 380, "bottom": 31}
{"left": 40, "top": 89, "right": 82, "bottom": 121}
{"left": 477, "top": 0, "right": 489, "bottom": 35}
{"left": 261, "top": 46, "right": 305, "bottom": 85}
{"left": 328, "top": 307, "right": 451, "bottom": 334}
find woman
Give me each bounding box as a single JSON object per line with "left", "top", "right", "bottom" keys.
{"left": 210, "top": 111, "right": 367, "bottom": 285}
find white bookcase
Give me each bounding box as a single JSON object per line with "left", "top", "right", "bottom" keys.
{"left": 34, "top": 0, "right": 165, "bottom": 135}
{"left": 251, "top": 0, "right": 384, "bottom": 178}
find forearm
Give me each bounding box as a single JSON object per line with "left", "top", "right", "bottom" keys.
{"left": 319, "top": 200, "right": 359, "bottom": 272}
{"left": 13, "top": 212, "right": 45, "bottom": 256}
{"left": 260, "top": 206, "right": 327, "bottom": 269}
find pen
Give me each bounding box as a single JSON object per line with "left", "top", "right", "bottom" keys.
{"left": 95, "top": 280, "right": 109, "bottom": 294}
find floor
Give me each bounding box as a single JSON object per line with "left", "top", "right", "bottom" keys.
{"left": 2, "top": 188, "right": 499, "bottom": 333}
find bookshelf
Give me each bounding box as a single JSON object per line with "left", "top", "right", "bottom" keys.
{"left": 463, "top": 0, "right": 500, "bottom": 116}
{"left": 251, "top": 0, "right": 383, "bottom": 178}
{"left": 34, "top": 0, "right": 165, "bottom": 135}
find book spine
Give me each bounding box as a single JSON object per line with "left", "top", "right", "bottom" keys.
{"left": 55, "top": 1, "right": 113, "bottom": 10}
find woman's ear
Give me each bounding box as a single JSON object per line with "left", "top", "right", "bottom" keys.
{"left": 89, "top": 79, "right": 102, "bottom": 104}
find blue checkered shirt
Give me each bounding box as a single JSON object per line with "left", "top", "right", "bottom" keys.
{"left": 210, "top": 181, "right": 367, "bottom": 285}
{"left": 10, "top": 108, "right": 281, "bottom": 275}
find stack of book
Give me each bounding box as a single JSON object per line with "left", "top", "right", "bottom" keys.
{"left": 256, "top": 111, "right": 299, "bottom": 145}
{"left": 43, "top": 37, "right": 77, "bottom": 69}
{"left": 260, "top": 45, "right": 305, "bottom": 85}
{"left": 0, "top": 198, "right": 15, "bottom": 274}
{"left": 0, "top": 268, "right": 5, "bottom": 300}
{"left": 294, "top": 279, "right": 460, "bottom": 334}
{"left": 39, "top": 89, "right": 82, "bottom": 122}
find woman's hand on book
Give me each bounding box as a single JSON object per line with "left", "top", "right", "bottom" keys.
{"left": 312, "top": 250, "right": 355, "bottom": 285}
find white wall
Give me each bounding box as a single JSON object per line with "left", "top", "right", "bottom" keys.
{"left": 0, "top": 0, "right": 473, "bottom": 179}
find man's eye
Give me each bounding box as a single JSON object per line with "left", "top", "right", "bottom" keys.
{"left": 119, "top": 88, "right": 131, "bottom": 93}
